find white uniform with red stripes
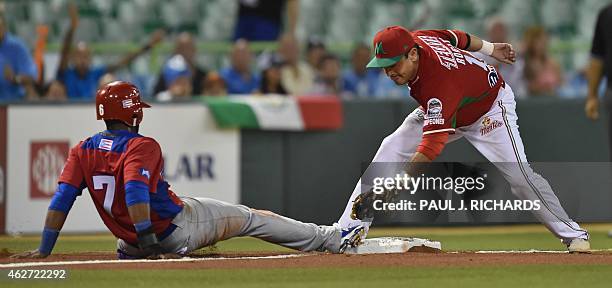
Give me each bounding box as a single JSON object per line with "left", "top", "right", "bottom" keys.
{"left": 337, "top": 29, "right": 589, "bottom": 244}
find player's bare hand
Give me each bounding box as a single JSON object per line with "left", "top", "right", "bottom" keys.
{"left": 491, "top": 43, "right": 516, "bottom": 65}
{"left": 585, "top": 97, "right": 600, "bottom": 120}
{"left": 146, "top": 253, "right": 182, "bottom": 260}
{"left": 10, "top": 249, "right": 49, "bottom": 259}
{"left": 68, "top": 2, "right": 79, "bottom": 29}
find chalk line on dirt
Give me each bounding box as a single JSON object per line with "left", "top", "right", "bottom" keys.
{"left": 0, "top": 254, "right": 313, "bottom": 269}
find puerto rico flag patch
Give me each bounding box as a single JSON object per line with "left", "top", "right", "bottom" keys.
{"left": 122, "top": 99, "right": 133, "bottom": 108}
{"left": 99, "top": 139, "right": 113, "bottom": 151}
{"left": 140, "top": 168, "right": 151, "bottom": 180}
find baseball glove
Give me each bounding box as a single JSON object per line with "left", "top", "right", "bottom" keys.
{"left": 350, "top": 188, "right": 401, "bottom": 220}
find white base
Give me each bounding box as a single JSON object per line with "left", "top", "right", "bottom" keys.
{"left": 344, "top": 237, "right": 442, "bottom": 254}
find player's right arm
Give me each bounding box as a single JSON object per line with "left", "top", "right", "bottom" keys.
{"left": 11, "top": 146, "right": 84, "bottom": 259}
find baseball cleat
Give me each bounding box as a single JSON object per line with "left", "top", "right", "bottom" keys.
{"left": 567, "top": 238, "right": 590, "bottom": 253}
{"left": 339, "top": 225, "right": 365, "bottom": 253}
{"left": 117, "top": 249, "right": 139, "bottom": 260}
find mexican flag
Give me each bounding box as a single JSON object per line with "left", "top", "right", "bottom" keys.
{"left": 205, "top": 95, "right": 343, "bottom": 131}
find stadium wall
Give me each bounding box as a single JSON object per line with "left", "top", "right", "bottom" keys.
{"left": 240, "top": 98, "right": 612, "bottom": 224}
{"left": 0, "top": 98, "right": 609, "bottom": 234}
{"left": 3, "top": 104, "right": 239, "bottom": 234}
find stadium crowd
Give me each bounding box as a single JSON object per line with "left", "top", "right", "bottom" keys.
{"left": 0, "top": 1, "right": 607, "bottom": 102}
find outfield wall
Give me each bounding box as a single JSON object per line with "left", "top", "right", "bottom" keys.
{"left": 0, "top": 98, "right": 610, "bottom": 234}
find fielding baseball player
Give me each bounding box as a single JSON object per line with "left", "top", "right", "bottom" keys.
{"left": 14, "top": 81, "right": 363, "bottom": 259}
{"left": 337, "top": 26, "right": 590, "bottom": 252}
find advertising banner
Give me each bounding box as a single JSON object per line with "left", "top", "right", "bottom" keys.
{"left": 5, "top": 104, "right": 239, "bottom": 234}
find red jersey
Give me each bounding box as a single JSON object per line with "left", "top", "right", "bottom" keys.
{"left": 408, "top": 29, "right": 504, "bottom": 135}
{"left": 58, "top": 130, "right": 184, "bottom": 244}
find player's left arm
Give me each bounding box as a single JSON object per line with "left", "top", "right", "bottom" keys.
{"left": 123, "top": 139, "right": 166, "bottom": 257}
{"left": 464, "top": 33, "right": 516, "bottom": 65}
{"left": 434, "top": 29, "right": 516, "bottom": 65}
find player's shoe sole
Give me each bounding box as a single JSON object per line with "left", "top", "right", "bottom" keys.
{"left": 339, "top": 225, "right": 365, "bottom": 253}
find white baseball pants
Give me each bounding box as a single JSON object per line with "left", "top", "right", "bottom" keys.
{"left": 337, "top": 84, "right": 589, "bottom": 244}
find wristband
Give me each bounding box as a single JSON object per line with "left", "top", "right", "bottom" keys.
{"left": 39, "top": 227, "right": 60, "bottom": 255}
{"left": 479, "top": 40, "right": 494, "bottom": 56}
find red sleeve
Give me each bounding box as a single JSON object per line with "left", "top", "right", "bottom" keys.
{"left": 58, "top": 143, "right": 85, "bottom": 188}
{"left": 424, "top": 29, "right": 471, "bottom": 50}
{"left": 416, "top": 132, "right": 449, "bottom": 160}
{"left": 123, "top": 138, "right": 163, "bottom": 192}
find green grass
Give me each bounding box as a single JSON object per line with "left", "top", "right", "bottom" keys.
{"left": 2, "top": 224, "right": 611, "bottom": 254}
{"left": 2, "top": 224, "right": 611, "bottom": 288}
{"left": 2, "top": 265, "right": 612, "bottom": 288}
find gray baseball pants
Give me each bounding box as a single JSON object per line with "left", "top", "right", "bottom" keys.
{"left": 118, "top": 197, "right": 342, "bottom": 257}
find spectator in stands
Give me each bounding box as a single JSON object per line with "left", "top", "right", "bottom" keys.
{"left": 98, "top": 73, "right": 117, "bottom": 89}
{"left": 0, "top": 14, "right": 38, "bottom": 101}
{"left": 342, "top": 43, "right": 381, "bottom": 98}
{"left": 220, "top": 39, "right": 260, "bottom": 94}
{"left": 154, "top": 32, "right": 207, "bottom": 97}
{"left": 585, "top": 4, "right": 612, "bottom": 162}
{"left": 234, "top": 0, "right": 299, "bottom": 41}
{"left": 57, "top": 4, "right": 163, "bottom": 100}
{"left": 477, "top": 17, "right": 526, "bottom": 97}
{"left": 310, "top": 53, "right": 343, "bottom": 96}
{"left": 259, "top": 60, "right": 287, "bottom": 95}
{"left": 156, "top": 55, "right": 193, "bottom": 102}
{"left": 44, "top": 80, "right": 66, "bottom": 102}
{"left": 278, "top": 34, "right": 314, "bottom": 95}
{"left": 306, "top": 37, "right": 326, "bottom": 71}
{"left": 522, "top": 26, "right": 563, "bottom": 96}
{"left": 202, "top": 72, "right": 227, "bottom": 97}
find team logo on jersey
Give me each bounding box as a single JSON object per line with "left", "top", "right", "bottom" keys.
{"left": 486, "top": 65, "right": 500, "bottom": 88}
{"left": 140, "top": 168, "right": 151, "bottom": 180}
{"left": 99, "top": 139, "right": 113, "bottom": 151}
{"left": 480, "top": 116, "right": 503, "bottom": 136}
{"left": 30, "top": 141, "right": 69, "bottom": 199}
{"left": 424, "top": 98, "right": 444, "bottom": 126}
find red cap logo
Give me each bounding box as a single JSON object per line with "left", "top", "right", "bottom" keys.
{"left": 367, "top": 26, "right": 416, "bottom": 68}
